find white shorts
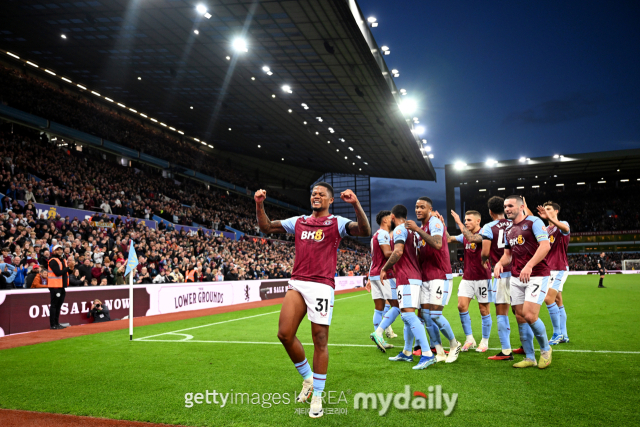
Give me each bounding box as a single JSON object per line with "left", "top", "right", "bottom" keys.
{"left": 457, "top": 279, "right": 491, "bottom": 303}
{"left": 510, "top": 276, "right": 550, "bottom": 306}
{"left": 549, "top": 269, "right": 568, "bottom": 292}
{"left": 489, "top": 273, "right": 511, "bottom": 304}
{"left": 288, "top": 280, "right": 335, "bottom": 326}
{"left": 420, "top": 276, "right": 453, "bottom": 307}
{"left": 397, "top": 280, "right": 422, "bottom": 309}
{"left": 371, "top": 278, "right": 397, "bottom": 301}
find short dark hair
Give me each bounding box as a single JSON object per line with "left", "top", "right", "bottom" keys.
{"left": 505, "top": 195, "right": 523, "bottom": 205}
{"left": 543, "top": 201, "right": 561, "bottom": 212}
{"left": 418, "top": 197, "right": 433, "bottom": 207}
{"left": 376, "top": 210, "right": 392, "bottom": 226}
{"left": 465, "top": 210, "right": 482, "bottom": 218}
{"left": 313, "top": 182, "right": 334, "bottom": 198}
{"left": 391, "top": 204, "right": 408, "bottom": 219}
{"left": 487, "top": 196, "right": 504, "bottom": 214}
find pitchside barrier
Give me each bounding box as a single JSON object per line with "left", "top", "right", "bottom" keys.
{"left": 0, "top": 276, "right": 366, "bottom": 337}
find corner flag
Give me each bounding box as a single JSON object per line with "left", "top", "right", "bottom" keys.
{"left": 126, "top": 240, "right": 138, "bottom": 341}
{"left": 125, "top": 240, "right": 139, "bottom": 277}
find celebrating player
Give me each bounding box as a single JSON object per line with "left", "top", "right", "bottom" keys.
{"left": 537, "top": 201, "right": 570, "bottom": 345}
{"left": 368, "top": 210, "right": 399, "bottom": 347}
{"left": 255, "top": 183, "right": 371, "bottom": 418}
{"left": 494, "top": 195, "right": 552, "bottom": 369}
{"left": 445, "top": 210, "right": 492, "bottom": 352}
{"left": 412, "top": 198, "right": 461, "bottom": 363}
{"left": 374, "top": 204, "right": 436, "bottom": 370}
{"left": 480, "top": 196, "right": 515, "bottom": 360}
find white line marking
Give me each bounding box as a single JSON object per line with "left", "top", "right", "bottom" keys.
{"left": 135, "top": 292, "right": 368, "bottom": 341}
{"left": 133, "top": 340, "right": 640, "bottom": 354}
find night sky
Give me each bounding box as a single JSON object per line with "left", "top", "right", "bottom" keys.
{"left": 363, "top": 1, "right": 640, "bottom": 221}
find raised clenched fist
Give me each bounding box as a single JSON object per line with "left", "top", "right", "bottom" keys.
{"left": 254, "top": 189, "right": 267, "bottom": 203}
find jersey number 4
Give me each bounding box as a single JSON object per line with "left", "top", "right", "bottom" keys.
{"left": 315, "top": 298, "right": 329, "bottom": 313}
{"left": 497, "top": 229, "right": 506, "bottom": 249}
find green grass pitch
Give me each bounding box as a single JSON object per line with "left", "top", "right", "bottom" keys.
{"left": 1, "top": 275, "right": 639, "bottom": 426}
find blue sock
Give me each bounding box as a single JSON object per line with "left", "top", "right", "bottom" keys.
{"left": 497, "top": 315, "right": 511, "bottom": 351}
{"left": 383, "top": 304, "right": 390, "bottom": 317}
{"left": 421, "top": 309, "right": 441, "bottom": 346}
{"left": 312, "top": 373, "right": 326, "bottom": 398}
{"left": 373, "top": 309, "right": 384, "bottom": 330}
{"left": 294, "top": 359, "right": 312, "bottom": 381}
{"left": 401, "top": 312, "right": 432, "bottom": 356}
{"left": 558, "top": 305, "right": 568, "bottom": 337}
{"left": 431, "top": 311, "right": 455, "bottom": 342}
{"left": 518, "top": 322, "right": 535, "bottom": 360}
{"left": 546, "top": 303, "right": 561, "bottom": 335}
{"left": 530, "top": 318, "right": 550, "bottom": 352}
{"left": 379, "top": 307, "right": 401, "bottom": 331}
{"left": 403, "top": 321, "right": 414, "bottom": 352}
{"left": 481, "top": 314, "right": 492, "bottom": 339}
{"left": 459, "top": 311, "right": 473, "bottom": 336}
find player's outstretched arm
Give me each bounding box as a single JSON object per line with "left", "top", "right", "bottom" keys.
{"left": 340, "top": 189, "right": 371, "bottom": 237}
{"left": 254, "top": 189, "right": 286, "bottom": 234}
{"left": 537, "top": 206, "right": 570, "bottom": 234}
{"left": 494, "top": 248, "right": 511, "bottom": 277}
{"left": 381, "top": 243, "right": 404, "bottom": 278}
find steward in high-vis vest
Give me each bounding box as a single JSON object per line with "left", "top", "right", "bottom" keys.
{"left": 48, "top": 245, "right": 75, "bottom": 330}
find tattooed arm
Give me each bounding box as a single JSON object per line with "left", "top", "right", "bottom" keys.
{"left": 254, "top": 190, "right": 286, "bottom": 234}
{"left": 380, "top": 242, "right": 404, "bottom": 282}
{"left": 450, "top": 210, "right": 482, "bottom": 244}
{"left": 405, "top": 220, "right": 443, "bottom": 250}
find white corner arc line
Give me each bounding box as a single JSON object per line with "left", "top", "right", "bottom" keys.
{"left": 135, "top": 292, "right": 368, "bottom": 341}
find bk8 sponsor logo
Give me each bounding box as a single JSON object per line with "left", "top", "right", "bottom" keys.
{"left": 301, "top": 230, "right": 325, "bottom": 242}
{"left": 508, "top": 235, "right": 525, "bottom": 246}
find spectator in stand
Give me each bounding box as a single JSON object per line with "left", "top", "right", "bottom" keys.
{"left": 30, "top": 267, "right": 49, "bottom": 289}
{"left": 69, "top": 268, "right": 86, "bottom": 287}
{"left": 153, "top": 269, "right": 169, "bottom": 283}
{"left": 137, "top": 267, "right": 152, "bottom": 284}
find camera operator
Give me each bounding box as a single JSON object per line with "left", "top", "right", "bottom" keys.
{"left": 87, "top": 299, "right": 111, "bottom": 323}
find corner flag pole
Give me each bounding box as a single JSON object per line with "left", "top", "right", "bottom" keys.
{"left": 129, "top": 269, "right": 133, "bottom": 340}
{"left": 125, "top": 240, "right": 139, "bottom": 341}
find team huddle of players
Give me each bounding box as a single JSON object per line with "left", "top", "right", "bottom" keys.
{"left": 367, "top": 195, "right": 570, "bottom": 370}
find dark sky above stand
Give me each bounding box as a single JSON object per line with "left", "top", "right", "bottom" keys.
{"left": 363, "top": 0, "right": 640, "bottom": 221}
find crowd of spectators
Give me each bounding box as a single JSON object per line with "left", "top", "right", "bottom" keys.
{"left": 0, "top": 128, "right": 370, "bottom": 289}
{"left": 0, "top": 64, "right": 302, "bottom": 207}
{"left": 464, "top": 183, "right": 640, "bottom": 233}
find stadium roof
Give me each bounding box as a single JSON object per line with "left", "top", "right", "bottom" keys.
{"left": 1, "top": 0, "right": 436, "bottom": 185}
{"left": 443, "top": 148, "right": 640, "bottom": 231}
{"left": 445, "top": 148, "right": 640, "bottom": 187}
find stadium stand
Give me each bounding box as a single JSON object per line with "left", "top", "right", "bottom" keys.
{"left": 464, "top": 184, "right": 640, "bottom": 233}
{"left": 0, "top": 64, "right": 302, "bottom": 208}
{"left": 0, "top": 125, "right": 370, "bottom": 288}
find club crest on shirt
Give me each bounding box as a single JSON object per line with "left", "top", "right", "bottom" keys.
{"left": 323, "top": 220, "right": 332, "bottom": 225}
{"left": 522, "top": 225, "right": 529, "bottom": 231}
